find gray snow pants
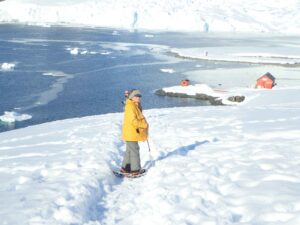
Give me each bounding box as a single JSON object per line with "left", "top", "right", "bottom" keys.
{"left": 122, "top": 141, "right": 141, "bottom": 172}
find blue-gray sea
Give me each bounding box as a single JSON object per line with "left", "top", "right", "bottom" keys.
{"left": 0, "top": 24, "right": 251, "bottom": 132}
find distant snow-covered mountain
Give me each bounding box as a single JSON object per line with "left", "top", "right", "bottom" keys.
{"left": 0, "top": 0, "right": 300, "bottom": 34}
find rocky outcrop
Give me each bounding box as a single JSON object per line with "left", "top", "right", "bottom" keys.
{"left": 227, "top": 96, "right": 245, "bottom": 103}
{"left": 155, "top": 89, "right": 224, "bottom": 105}
{"left": 155, "top": 89, "right": 245, "bottom": 105}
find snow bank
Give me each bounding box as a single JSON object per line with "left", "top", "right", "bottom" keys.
{"left": 185, "top": 66, "right": 300, "bottom": 89}
{"left": 160, "top": 84, "right": 244, "bottom": 105}
{"left": 1, "top": 0, "right": 300, "bottom": 34}
{"left": 171, "top": 45, "right": 300, "bottom": 65}
{"left": 0, "top": 114, "right": 119, "bottom": 224}
{"left": 163, "top": 83, "right": 216, "bottom": 96}
{"left": 1, "top": 84, "right": 300, "bottom": 224}
{"left": 159, "top": 63, "right": 300, "bottom": 105}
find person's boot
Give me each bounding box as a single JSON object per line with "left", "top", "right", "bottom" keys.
{"left": 120, "top": 167, "right": 130, "bottom": 174}
{"left": 131, "top": 169, "right": 146, "bottom": 176}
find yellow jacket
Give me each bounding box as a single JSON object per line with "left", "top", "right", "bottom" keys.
{"left": 122, "top": 99, "right": 148, "bottom": 141}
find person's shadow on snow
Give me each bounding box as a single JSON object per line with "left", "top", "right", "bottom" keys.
{"left": 144, "top": 139, "right": 216, "bottom": 169}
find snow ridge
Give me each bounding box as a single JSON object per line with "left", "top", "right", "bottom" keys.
{"left": 1, "top": 0, "right": 300, "bottom": 34}
{"left": 1, "top": 103, "right": 300, "bottom": 224}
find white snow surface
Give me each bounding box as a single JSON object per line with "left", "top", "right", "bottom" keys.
{"left": 1, "top": 1, "right": 300, "bottom": 224}
{"left": 171, "top": 45, "right": 300, "bottom": 65}
{"left": 0, "top": 0, "right": 300, "bottom": 33}
{"left": 1, "top": 80, "right": 300, "bottom": 224}
{"left": 162, "top": 83, "right": 239, "bottom": 105}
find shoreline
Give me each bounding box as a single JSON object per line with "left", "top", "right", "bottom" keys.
{"left": 155, "top": 89, "right": 245, "bottom": 106}
{"left": 168, "top": 51, "right": 300, "bottom": 68}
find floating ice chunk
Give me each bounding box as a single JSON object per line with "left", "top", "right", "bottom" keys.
{"left": 100, "top": 43, "right": 130, "bottom": 51}
{"left": 145, "top": 34, "right": 154, "bottom": 38}
{"left": 70, "top": 48, "right": 79, "bottom": 55}
{"left": 0, "top": 111, "right": 32, "bottom": 123}
{"left": 100, "top": 51, "right": 112, "bottom": 55}
{"left": 160, "top": 68, "right": 175, "bottom": 74}
{"left": 43, "top": 71, "right": 68, "bottom": 77}
{"left": 67, "top": 47, "right": 90, "bottom": 55}
{"left": 1, "top": 62, "right": 15, "bottom": 71}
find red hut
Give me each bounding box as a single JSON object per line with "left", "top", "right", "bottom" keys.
{"left": 256, "top": 72, "right": 276, "bottom": 89}
{"left": 180, "top": 79, "right": 190, "bottom": 86}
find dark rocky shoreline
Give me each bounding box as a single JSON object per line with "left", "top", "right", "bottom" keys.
{"left": 155, "top": 89, "right": 245, "bottom": 105}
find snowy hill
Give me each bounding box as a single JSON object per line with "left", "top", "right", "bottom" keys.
{"left": 1, "top": 86, "right": 300, "bottom": 224}
{"left": 1, "top": 0, "right": 300, "bottom": 33}
{"left": 1, "top": 1, "right": 300, "bottom": 224}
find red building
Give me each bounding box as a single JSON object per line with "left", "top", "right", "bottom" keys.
{"left": 180, "top": 79, "right": 190, "bottom": 86}
{"left": 256, "top": 72, "right": 276, "bottom": 89}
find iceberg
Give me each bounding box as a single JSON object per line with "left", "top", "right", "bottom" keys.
{"left": 0, "top": 111, "right": 32, "bottom": 123}
{"left": 1, "top": 62, "right": 15, "bottom": 71}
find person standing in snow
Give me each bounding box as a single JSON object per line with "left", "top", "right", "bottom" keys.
{"left": 121, "top": 90, "right": 130, "bottom": 106}
{"left": 121, "top": 89, "right": 148, "bottom": 175}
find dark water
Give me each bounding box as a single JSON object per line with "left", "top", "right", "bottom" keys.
{"left": 0, "top": 24, "right": 219, "bottom": 132}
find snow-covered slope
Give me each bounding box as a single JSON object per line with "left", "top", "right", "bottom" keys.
{"left": 0, "top": 85, "right": 300, "bottom": 224}
{"left": 1, "top": 0, "right": 300, "bottom": 33}
{"left": 1, "top": 1, "right": 300, "bottom": 224}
